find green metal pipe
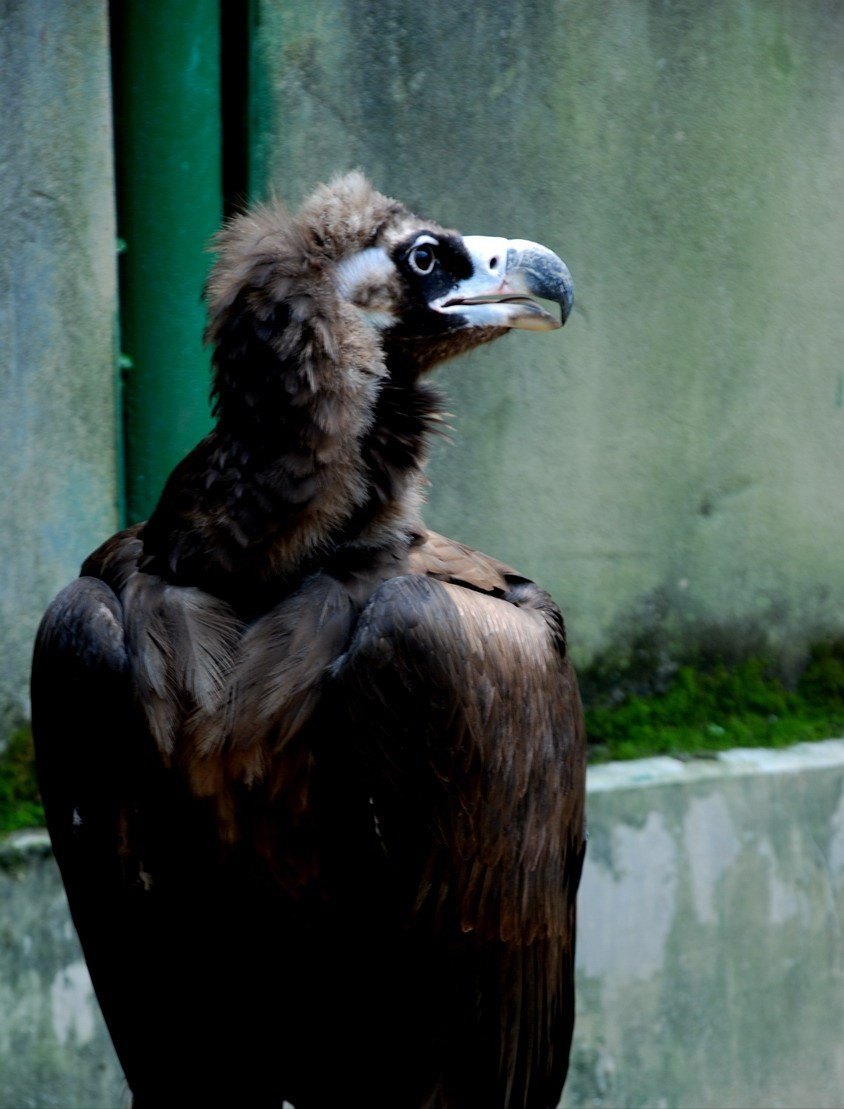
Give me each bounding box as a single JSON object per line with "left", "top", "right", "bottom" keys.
{"left": 111, "top": 0, "right": 222, "bottom": 524}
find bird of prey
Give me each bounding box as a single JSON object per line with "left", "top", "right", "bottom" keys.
{"left": 32, "top": 173, "right": 586, "bottom": 1109}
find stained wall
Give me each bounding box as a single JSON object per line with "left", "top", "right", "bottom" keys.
{"left": 0, "top": 0, "right": 120, "bottom": 738}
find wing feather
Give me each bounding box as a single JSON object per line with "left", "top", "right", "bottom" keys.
{"left": 31, "top": 569, "right": 306, "bottom": 1104}
{"left": 31, "top": 577, "right": 130, "bottom": 835}
{"left": 30, "top": 576, "right": 155, "bottom": 1090}
{"left": 122, "top": 575, "right": 243, "bottom": 757}
{"left": 333, "top": 571, "right": 586, "bottom": 1107}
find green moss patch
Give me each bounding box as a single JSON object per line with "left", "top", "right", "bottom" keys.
{"left": 586, "top": 642, "right": 844, "bottom": 762}
{"left": 0, "top": 726, "right": 45, "bottom": 833}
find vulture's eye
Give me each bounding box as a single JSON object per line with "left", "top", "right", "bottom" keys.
{"left": 408, "top": 240, "right": 438, "bottom": 276}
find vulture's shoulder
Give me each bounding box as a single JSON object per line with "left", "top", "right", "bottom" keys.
{"left": 341, "top": 549, "right": 571, "bottom": 714}
{"left": 30, "top": 534, "right": 140, "bottom": 873}
{"left": 80, "top": 523, "right": 146, "bottom": 590}
{"left": 31, "top": 526, "right": 145, "bottom": 689}
{"left": 31, "top": 576, "right": 128, "bottom": 689}
{"left": 337, "top": 529, "right": 575, "bottom": 769}
{"left": 401, "top": 527, "right": 567, "bottom": 655}
{"left": 407, "top": 528, "right": 522, "bottom": 594}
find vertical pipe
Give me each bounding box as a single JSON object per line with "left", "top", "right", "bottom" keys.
{"left": 111, "top": 1, "right": 222, "bottom": 524}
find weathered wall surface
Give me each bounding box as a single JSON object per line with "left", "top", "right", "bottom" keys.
{"left": 253, "top": 0, "right": 844, "bottom": 673}
{"left": 4, "top": 741, "right": 844, "bottom": 1109}
{"left": 0, "top": 834, "right": 125, "bottom": 1109}
{"left": 564, "top": 741, "right": 844, "bottom": 1109}
{"left": 0, "top": 0, "right": 119, "bottom": 739}
{"left": 4, "top": 1, "right": 843, "bottom": 729}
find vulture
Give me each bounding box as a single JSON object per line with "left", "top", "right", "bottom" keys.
{"left": 31, "top": 173, "right": 586, "bottom": 1109}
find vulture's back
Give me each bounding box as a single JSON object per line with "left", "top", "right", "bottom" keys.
{"left": 32, "top": 528, "right": 585, "bottom": 1109}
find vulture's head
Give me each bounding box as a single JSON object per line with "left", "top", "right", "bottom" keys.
{"left": 205, "top": 172, "right": 573, "bottom": 420}
{"left": 156, "top": 173, "right": 574, "bottom": 586}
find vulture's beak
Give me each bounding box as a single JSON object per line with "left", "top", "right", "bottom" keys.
{"left": 436, "top": 236, "right": 574, "bottom": 331}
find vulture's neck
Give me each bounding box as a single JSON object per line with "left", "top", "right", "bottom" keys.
{"left": 141, "top": 370, "right": 444, "bottom": 608}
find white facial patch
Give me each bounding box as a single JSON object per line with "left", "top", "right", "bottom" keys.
{"left": 461, "top": 236, "right": 511, "bottom": 281}
{"left": 334, "top": 247, "right": 399, "bottom": 331}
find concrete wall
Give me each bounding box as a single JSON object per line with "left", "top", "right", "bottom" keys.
{"left": 4, "top": 740, "right": 844, "bottom": 1109}
{"left": 252, "top": 0, "right": 844, "bottom": 674}
{"left": 4, "top": 1, "right": 843, "bottom": 731}
{"left": 564, "top": 740, "right": 844, "bottom": 1109}
{"left": 0, "top": 833, "right": 126, "bottom": 1109}
{"left": 0, "top": 0, "right": 120, "bottom": 740}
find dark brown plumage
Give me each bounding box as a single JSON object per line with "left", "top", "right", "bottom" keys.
{"left": 31, "top": 173, "right": 585, "bottom": 1109}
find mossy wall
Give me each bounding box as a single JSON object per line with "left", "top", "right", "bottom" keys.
{"left": 252, "top": 0, "right": 844, "bottom": 674}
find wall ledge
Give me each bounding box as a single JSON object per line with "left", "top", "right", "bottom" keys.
{"left": 586, "top": 735, "right": 844, "bottom": 792}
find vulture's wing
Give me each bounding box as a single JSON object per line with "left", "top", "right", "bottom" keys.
{"left": 29, "top": 576, "right": 146, "bottom": 1073}
{"left": 332, "top": 540, "right": 587, "bottom": 1108}
{"left": 30, "top": 564, "right": 288, "bottom": 1105}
